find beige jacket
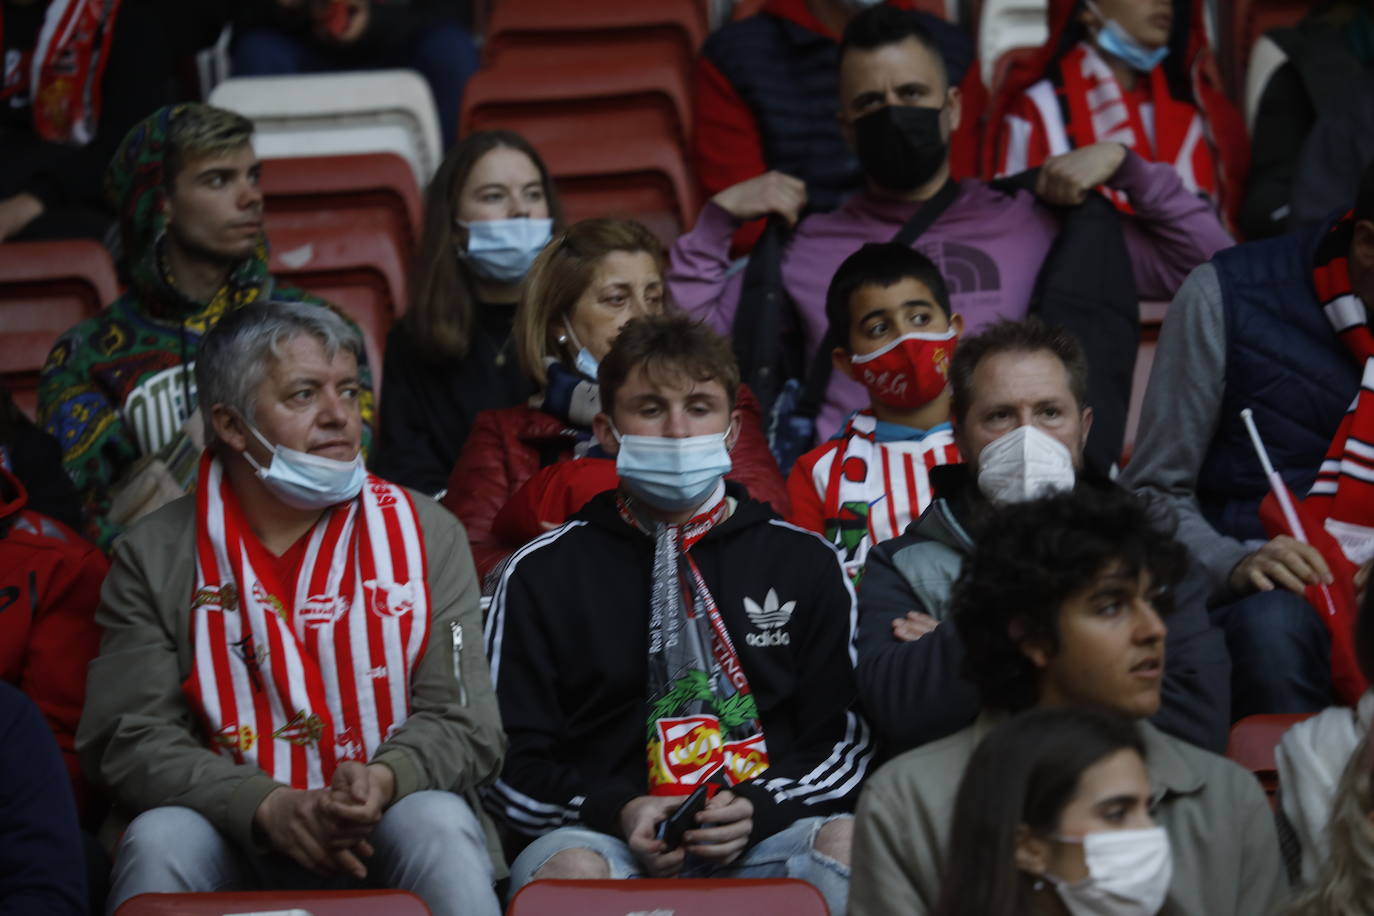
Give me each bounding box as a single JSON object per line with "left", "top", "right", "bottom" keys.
{"left": 76, "top": 488, "right": 507, "bottom": 871}
{"left": 849, "top": 712, "right": 1286, "bottom": 916}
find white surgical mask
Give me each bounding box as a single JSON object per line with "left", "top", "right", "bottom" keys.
{"left": 976, "top": 425, "right": 1076, "bottom": 504}
{"left": 242, "top": 425, "right": 365, "bottom": 510}
{"left": 613, "top": 424, "right": 733, "bottom": 512}
{"left": 1046, "top": 827, "right": 1173, "bottom": 916}
{"left": 458, "top": 217, "right": 553, "bottom": 284}
{"left": 563, "top": 318, "right": 600, "bottom": 379}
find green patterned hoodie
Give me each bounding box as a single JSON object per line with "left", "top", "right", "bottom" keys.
{"left": 38, "top": 104, "right": 376, "bottom": 549}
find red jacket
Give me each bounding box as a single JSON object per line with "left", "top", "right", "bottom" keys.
{"left": 443, "top": 385, "right": 790, "bottom": 581}
{"left": 0, "top": 466, "right": 107, "bottom": 816}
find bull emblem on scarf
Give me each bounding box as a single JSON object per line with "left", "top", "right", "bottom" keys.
{"left": 363, "top": 579, "right": 416, "bottom": 618}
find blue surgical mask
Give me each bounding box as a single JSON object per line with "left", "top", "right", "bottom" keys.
{"left": 1089, "top": 1, "right": 1169, "bottom": 72}
{"left": 458, "top": 217, "right": 553, "bottom": 284}
{"left": 242, "top": 425, "right": 366, "bottom": 510}
{"left": 612, "top": 424, "right": 734, "bottom": 512}
{"left": 562, "top": 319, "right": 600, "bottom": 379}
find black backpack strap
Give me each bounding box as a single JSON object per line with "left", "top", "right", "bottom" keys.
{"left": 794, "top": 179, "right": 965, "bottom": 422}
{"left": 731, "top": 216, "right": 793, "bottom": 416}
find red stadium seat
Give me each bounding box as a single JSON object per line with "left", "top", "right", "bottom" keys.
{"left": 1226, "top": 712, "right": 1318, "bottom": 807}
{"left": 0, "top": 240, "right": 120, "bottom": 420}
{"left": 268, "top": 219, "right": 408, "bottom": 395}
{"left": 461, "top": 42, "right": 694, "bottom": 147}
{"left": 1228, "top": 0, "right": 1309, "bottom": 98}
{"left": 484, "top": 0, "right": 707, "bottom": 63}
{"left": 114, "top": 890, "right": 430, "bottom": 915}
{"left": 474, "top": 107, "right": 700, "bottom": 244}
{"left": 260, "top": 152, "right": 423, "bottom": 265}
{"left": 507, "top": 879, "right": 830, "bottom": 916}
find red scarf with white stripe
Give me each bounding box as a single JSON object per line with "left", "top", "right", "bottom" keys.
{"left": 183, "top": 452, "right": 429, "bottom": 789}
{"left": 1057, "top": 41, "right": 1218, "bottom": 213}
{"left": 1308, "top": 213, "right": 1374, "bottom": 564}
{"left": 814, "top": 412, "right": 961, "bottom": 581}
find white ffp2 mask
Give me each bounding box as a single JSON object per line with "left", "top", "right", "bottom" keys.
{"left": 976, "top": 425, "right": 1076, "bottom": 504}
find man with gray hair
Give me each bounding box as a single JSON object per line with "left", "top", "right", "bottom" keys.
{"left": 78, "top": 302, "right": 502, "bottom": 915}
{"left": 38, "top": 102, "right": 375, "bottom": 549}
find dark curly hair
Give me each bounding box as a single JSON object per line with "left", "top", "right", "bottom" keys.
{"left": 952, "top": 480, "right": 1187, "bottom": 712}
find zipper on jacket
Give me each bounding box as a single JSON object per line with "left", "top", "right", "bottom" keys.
{"left": 451, "top": 621, "right": 467, "bottom": 706}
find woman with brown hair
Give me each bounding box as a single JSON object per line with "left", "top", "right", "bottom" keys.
{"left": 444, "top": 217, "right": 788, "bottom": 584}
{"left": 373, "top": 130, "right": 563, "bottom": 495}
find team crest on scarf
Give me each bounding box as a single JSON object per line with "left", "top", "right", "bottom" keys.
{"left": 183, "top": 452, "right": 430, "bottom": 789}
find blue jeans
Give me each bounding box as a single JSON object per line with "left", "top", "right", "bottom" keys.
{"left": 1210, "top": 589, "right": 1333, "bottom": 720}
{"left": 508, "top": 815, "right": 852, "bottom": 916}
{"left": 105, "top": 791, "right": 499, "bottom": 916}
{"left": 230, "top": 20, "right": 477, "bottom": 148}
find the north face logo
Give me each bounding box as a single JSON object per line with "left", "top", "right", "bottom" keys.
{"left": 744, "top": 589, "right": 795, "bottom": 647}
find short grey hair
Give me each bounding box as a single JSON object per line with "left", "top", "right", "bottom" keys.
{"left": 196, "top": 302, "right": 362, "bottom": 445}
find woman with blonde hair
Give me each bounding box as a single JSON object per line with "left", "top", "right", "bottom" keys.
{"left": 444, "top": 217, "right": 787, "bottom": 583}
{"left": 1287, "top": 732, "right": 1374, "bottom": 916}
{"left": 374, "top": 130, "right": 562, "bottom": 495}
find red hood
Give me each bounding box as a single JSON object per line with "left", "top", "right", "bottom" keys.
{"left": 0, "top": 466, "right": 28, "bottom": 525}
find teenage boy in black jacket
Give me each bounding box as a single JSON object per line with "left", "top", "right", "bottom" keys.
{"left": 485, "top": 314, "right": 872, "bottom": 914}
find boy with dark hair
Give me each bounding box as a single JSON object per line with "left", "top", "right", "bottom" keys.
{"left": 486, "top": 313, "right": 871, "bottom": 915}
{"left": 788, "top": 243, "right": 963, "bottom": 579}
{"left": 849, "top": 484, "right": 1285, "bottom": 916}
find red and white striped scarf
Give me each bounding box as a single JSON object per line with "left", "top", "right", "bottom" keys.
{"left": 16, "top": 0, "right": 122, "bottom": 144}
{"left": 1308, "top": 213, "right": 1374, "bottom": 565}
{"left": 183, "top": 452, "right": 429, "bottom": 789}
{"left": 810, "top": 412, "right": 961, "bottom": 581}
{"left": 1055, "top": 41, "right": 1218, "bottom": 213}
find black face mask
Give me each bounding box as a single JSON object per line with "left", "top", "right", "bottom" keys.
{"left": 852, "top": 104, "right": 948, "bottom": 192}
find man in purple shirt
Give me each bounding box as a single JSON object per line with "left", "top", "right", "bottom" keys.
{"left": 668, "top": 5, "right": 1233, "bottom": 442}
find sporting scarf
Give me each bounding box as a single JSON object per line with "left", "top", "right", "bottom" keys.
{"left": 528, "top": 358, "right": 599, "bottom": 454}
{"left": 618, "top": 490, "right": 770, "bottom": 796}
{"left": 1309, "top": 213, "right": 1374, "bottom": 564}
{"left": 1, "top": 0, "right": 121, "bottom": 144}
{"left": 183, "top": 452, "right": 429, "bottom": 789}
{"left": 806, "top": 411, "right": 960, "bottom": 582}
{"left": 1053, "top": 41, "right": 1218, "bottom": 213}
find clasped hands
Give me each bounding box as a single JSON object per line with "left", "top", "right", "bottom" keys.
{"left": 252, "top": 760, "right": 395, "bottom": 877}
{"left": 618, "top": 790, "right": 755, "bottom": 877}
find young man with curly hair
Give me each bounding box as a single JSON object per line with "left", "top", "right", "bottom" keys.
{"left": 848, "top": 484, "right": 1285, "bottom": 916}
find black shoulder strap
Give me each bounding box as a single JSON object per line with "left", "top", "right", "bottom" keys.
{"left": 796, "top": 179, "right": 964, "bottom": 420}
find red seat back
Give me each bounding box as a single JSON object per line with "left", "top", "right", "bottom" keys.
{"left": 0, "top": 240, "right": 119, "bottom": 420}
{"left": 260, "top": 153, "right": 423, "bottom": 266}
{"left": 485, "top": 0, "right": 707, "bottom": 62}
{"left": 114, "top": 889, "right": 430, "bottom": 915}
{"left": 1226, "top": 712, "right": 1319, "bottom": 806}
{"left": 268, "top": 220, "right": 408, "bottom": 396}
{"left": 507, "top": 879, "right": 830, "bottom": 916}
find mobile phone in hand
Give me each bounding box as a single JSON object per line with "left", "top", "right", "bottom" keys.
{"left": 656, "top": 783, "right": 711, "bottom": 850}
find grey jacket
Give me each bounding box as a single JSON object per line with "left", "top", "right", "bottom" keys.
{"left": 855, "top": 468, "right": 1232, "bottom": 754}
{"left": 76, "top": 488, "right": 507, "bottom": 871}
{"left": 849, "top": 713, "right": 1287, "bottom": 916}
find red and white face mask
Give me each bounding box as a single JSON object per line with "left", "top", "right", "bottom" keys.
{"left": 848, "top": 329, "right": 958, "bottom": 410}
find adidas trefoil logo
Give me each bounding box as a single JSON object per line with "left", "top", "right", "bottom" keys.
{"left": 744, "top": 589, "right": 795, "bottom": 647}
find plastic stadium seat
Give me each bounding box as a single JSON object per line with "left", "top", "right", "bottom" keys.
{"left": 209, "top": 70, "right": 443, "bottom": 188}
{"left": 1229, "top": 0, "right": 1309, "bottom": 100}
{"left": 0, "top": 240, "right": 119, "bottom": 420}
{"left": 978, "top": 0, "right": 1048, "bottom": 89}
{"left": 268, "top": 219, "right": 408, "bottom": 395}
{"left": 461, "top": 42, "right": 694, "bottom": 147}
{"left": 475, "top": 107, "right": 699, "bottom": 244}
{"left": 1242, "top": 32, "right": 1289, "bottom": 135}
{"left": 114, "top": 889, "right": 431, "bottom": 915}
{"left": 484, "top": 0, "right": 708, "bottom": 64}
{"left": 1227, "top": 712, "right": 1318, "bottom": 807}
{"left": 260, "top": 152, "right": 424, "bottom": 266}
{"left": 507, "top": 879, "right": 830, "bottom": 916}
